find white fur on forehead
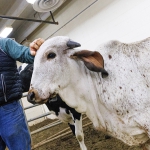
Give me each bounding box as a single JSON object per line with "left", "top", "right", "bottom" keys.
{"left": 42, "top": 36, "right": 70, "bottom": 49}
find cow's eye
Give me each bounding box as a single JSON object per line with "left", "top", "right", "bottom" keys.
{"left": 47, "top": 52, "right": 56, "bottom": 59}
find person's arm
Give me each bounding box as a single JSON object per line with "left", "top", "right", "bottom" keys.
{"left": 0, "top": 38, "right": 44, "bottom": 63}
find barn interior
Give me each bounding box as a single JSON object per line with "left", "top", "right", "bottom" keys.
{"left": 1, "top": 0, "right": 150, "bottom": 149}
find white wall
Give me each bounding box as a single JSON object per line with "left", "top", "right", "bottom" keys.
{"left": 24, "top": 0, "right": 150, "bottom": 125}
{"left": 28, "top": 0, "right": 150, "bottom": 49}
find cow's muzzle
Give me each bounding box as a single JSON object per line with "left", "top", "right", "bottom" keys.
{"left": 27, "top": 89, "right": 48, "bottom": 104}
{"left": 27, "top": 91, "right": 37, "bottom": 104}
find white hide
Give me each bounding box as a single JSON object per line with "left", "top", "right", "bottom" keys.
{"left": 30, "top": 36, "right": 150, "bottom": 148}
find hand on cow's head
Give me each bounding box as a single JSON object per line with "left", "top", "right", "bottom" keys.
{"left": 30, "top": 38, "right": 45, "bottom": 56}
{"left": 31, "top": 36, "right": 82, "bottom": 85}
{"left": 70, "top": 50, "right": 109, "bottom": 78}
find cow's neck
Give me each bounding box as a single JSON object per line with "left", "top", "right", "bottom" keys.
{"left": 59, "top": 68, "right": 108, "bottom": 130}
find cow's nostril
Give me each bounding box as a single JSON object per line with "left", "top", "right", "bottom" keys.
{"left": 27, "top": 91, "right": 36, "bottom": 104}
{"left": 30, "top": 92, "right": 35, "bottom": 100}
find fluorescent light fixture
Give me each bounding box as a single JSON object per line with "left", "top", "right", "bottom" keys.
{"left": 26, "top": 0, "right": 36, "bottom": 4}
{"left": 0, "top": 27, "right": 13, "bottom": 38}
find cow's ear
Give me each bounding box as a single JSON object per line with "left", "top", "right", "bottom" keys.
{"left": 70, "top": 50, "right": 108, "bottom": 78}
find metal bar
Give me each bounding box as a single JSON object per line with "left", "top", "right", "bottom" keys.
{"left": 24, "top": 104, "right": 39, "bottom": 110}
{"left": 31, "top": 122, "right": 92, "bottom": 149}
{"left": 22, "top": 92, "right": 28, "bottom": 97}
{"left": 22, "top": 93, "right": 39, "bottom": 109}
{"left": 50, "top": 11, "right": 55, "bottom": 22}
{"left": 27, "top": 112, "right": 51, "bottom": 122}
{"left": 0, "top": 15, "right": 58, "bottom": 25}
{"left": 31, "top": 120, "right": 62, "bottom": 135}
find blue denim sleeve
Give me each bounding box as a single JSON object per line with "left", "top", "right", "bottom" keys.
{"left": 0, "top": 38, "right": 34, "bottom": 64}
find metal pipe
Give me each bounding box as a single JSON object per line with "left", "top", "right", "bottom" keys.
{"left": 22, "top": 93, "right": 39, "bottom": 109}
{"left": 0, "top": 15, "right": 58, "bottom": 25}
{"left": 31, "top": 120, "right": 62, "bottom": 135}
{"left": 50, "top": 11, "right": 55, "bottom": 22}
{"left": 24, "top": 104, "right": 39, "bottom": 110}
{"left": 31, "top": 122, "right": 92, "bottom": 149}
{"left": 27, "top": 112, "right": 51, "bottom": 122}
{"left": 22, "top": 92, "right": 28, "bottom": 97}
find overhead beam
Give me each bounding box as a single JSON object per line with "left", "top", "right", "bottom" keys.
{"left": 0, "top": 15, "right": 58, "bottom": 24}
{"left": 0, "top": 0, "right": 30, "bottom": 31}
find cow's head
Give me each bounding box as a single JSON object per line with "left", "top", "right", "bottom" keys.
{"left": 19, "top": 63, "right": 60, "bottom": 105}
{"left": 27, "top": 36, "right": 108, "bottom": 104}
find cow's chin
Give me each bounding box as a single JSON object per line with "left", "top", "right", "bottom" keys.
{"left": 35, "top": 92, "right": 57, "bottom": 104}
{"left": 49, "top": 92, "right": 57, "bottom": 99}
{"left": 31, "top": 93, "right": 57, "bottom": 105}
{"left": 28, "top": 98, "right": 48, "bottom": 105}
{"left": 36, "top": 99, "right": 49, "bottom": 104}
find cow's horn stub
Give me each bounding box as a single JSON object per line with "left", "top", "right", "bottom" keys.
{"left": 67, "top": 40, "right": 81, "bottom": 49}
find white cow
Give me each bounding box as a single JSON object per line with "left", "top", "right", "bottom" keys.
{"left": 28, "top": 36, "right": 150, "bottom": 150}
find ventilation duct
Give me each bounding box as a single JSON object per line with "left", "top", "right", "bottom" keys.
{"left": 33, "top": 0, "right": 65, "bottom": 12}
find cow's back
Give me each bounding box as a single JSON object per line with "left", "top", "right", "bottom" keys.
{"left": 89, "top": 37, "right": 150, "bottom": 145}
{"left": 98, "top": 37, "right": 150, "bottom": 113}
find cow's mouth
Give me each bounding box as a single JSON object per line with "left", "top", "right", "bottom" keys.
{"left": 40, "top": 92, "right": 57, "bottom": 104}
{"left": 27, "top": 90, "right": 58, "bottom": 105}
{"left": 28, "top": 97, "right": 49, "bottom": 105}
{"left": 49, "top": 92, "right": 57, "bottom": 99}
{"left": 27, "top": 90, "right": 49, "bottom": 104}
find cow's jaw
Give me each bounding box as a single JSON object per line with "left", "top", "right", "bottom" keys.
{"left": 27, "top": 81, "right": 60, "bottom": 104}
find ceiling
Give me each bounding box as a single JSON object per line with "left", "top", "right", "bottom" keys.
{"left": 0, "top": 0, "right": 59, "bottom": 43}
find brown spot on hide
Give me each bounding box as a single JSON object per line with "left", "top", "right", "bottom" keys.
{"left": 130, "top": 70, "right": 132, "bottom": 72}
{"left": 146, "top": 84, "right": 149, "bottom": 87}
{"left": 58, "top": 85, "right": 60, "bottom": 88}
{"left": 143, "top": 74, "right": 145, "bottom": 77}
{"left": 119, "top": 86, "right": 122, "bottom": 89}
{"left": 118, "top": 118, "right": 125, "bottom": 124}
{"left": 131, "top": 89, "right": 133, "bottom": 91}
{"left": 108, "top": 55, "right": 112, "bottom": 59}
{"left": 63, "top": 50, "right": 67, "bottom": 54}
{"left": 103, "top": 90, "right": 106, "bottom": 93}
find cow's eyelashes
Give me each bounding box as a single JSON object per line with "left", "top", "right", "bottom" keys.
{"left": 47, "top": 52, "right": 56, "bottom": 59}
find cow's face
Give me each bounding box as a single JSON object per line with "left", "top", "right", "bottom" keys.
{"left": 27, "top": 36, "right": 108, "bottom": 104}
{"left": 27, "top": 36, "right": 81, "bottom": 104}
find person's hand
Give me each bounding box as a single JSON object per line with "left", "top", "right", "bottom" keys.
{"left": 29, "top": 38, "right": 45, "bottom": 56}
